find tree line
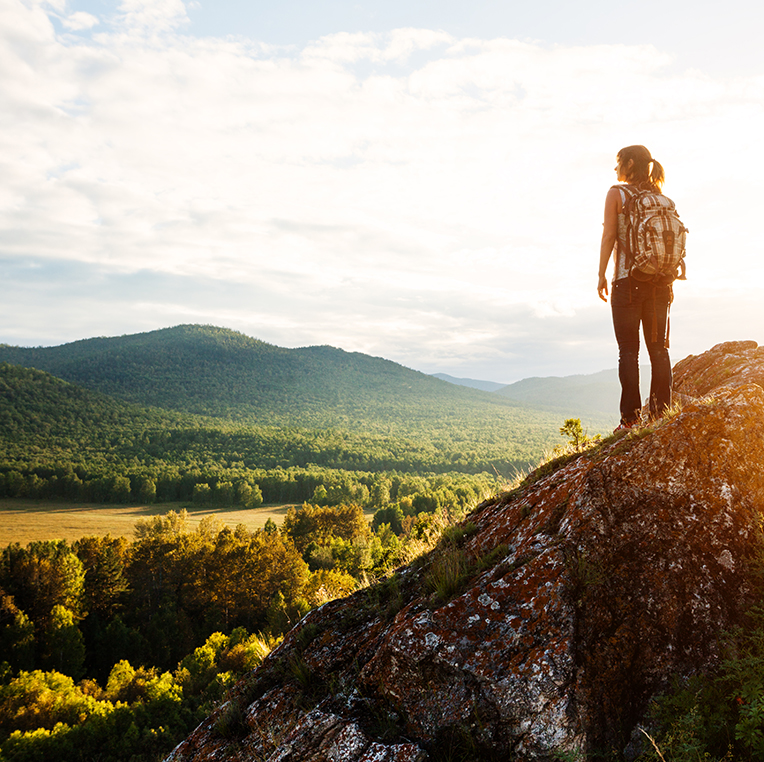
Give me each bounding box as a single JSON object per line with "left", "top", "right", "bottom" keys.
{"left": 0, "top": 461, "right": 494, "bottom": 515}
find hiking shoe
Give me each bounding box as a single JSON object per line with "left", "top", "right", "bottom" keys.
{"left": 613, "top": 420, "right": 639, "bottom": 433}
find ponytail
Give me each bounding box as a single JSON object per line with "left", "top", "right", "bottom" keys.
{"left": 649, "top": 158, "right": 665, "bottom": 191}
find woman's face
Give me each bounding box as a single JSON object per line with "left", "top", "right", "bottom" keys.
{"left": 615, "top": 156, "right": 633, "bottom": 183}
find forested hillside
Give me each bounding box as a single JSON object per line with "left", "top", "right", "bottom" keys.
{"left": 0, "top": 362, "right": 500, "bottom": 510}
{"left": 0, "top": 324, "right": 591, "bottom": 441}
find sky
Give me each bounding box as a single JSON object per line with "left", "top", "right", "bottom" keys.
{"left": 2, "top": 0, "right": 764, "bottom": 383}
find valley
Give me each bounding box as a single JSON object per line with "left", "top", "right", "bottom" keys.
{"left": 0, "top": 323, "right": 627, "bottom": 762}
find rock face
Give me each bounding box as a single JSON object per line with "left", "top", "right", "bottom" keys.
{"left": 167, "top": 342, "right": 764, "bottom": 762}
{"left": 673, "top": 339, "right": 764, "bottom": 397}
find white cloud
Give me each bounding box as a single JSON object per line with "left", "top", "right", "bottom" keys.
{"left": 302, "top": 28, "right": 453, "bottom": 64}
{"left": 61, "top": 10, "right": 98, "bottom": 30}
{"left": 116, "top": 0, "right": 189, "bottom": 33}
{"left": 1, "top": 0, "right": 764, "bottom": 380}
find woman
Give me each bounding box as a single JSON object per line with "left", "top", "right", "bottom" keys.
{"left": 597, "top": 145, "right": 672, "bottom": 431}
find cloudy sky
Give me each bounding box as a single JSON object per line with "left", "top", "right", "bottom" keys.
{"left": 2, "top": 0, "right": 763, "bottom": 383}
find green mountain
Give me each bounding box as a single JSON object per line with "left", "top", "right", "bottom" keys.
{"left": 0, "top": 325, "right": 491, "bottom": 423}
{"left": 0, "top": 361, "right": 503, "bottom": 513}
{"left": 0, "top": 361, "right": 180, "bottom": 445}
{"left": 0, "top": 324, "right": 611, "bottom": 455}
{"left": 0, "top": 325, "right": 626, "bottom": 486}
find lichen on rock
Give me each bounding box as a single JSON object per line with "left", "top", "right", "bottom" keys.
{"left": 167, "top": 344, "right": 764, "bottom": 762}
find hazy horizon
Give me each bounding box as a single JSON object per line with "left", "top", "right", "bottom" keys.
{"left": 2, "top": 0, "right": 763, "bottom": 383}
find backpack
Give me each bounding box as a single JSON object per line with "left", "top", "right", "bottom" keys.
{"left": 616, "top": 184, "right": 688, "bottom": 284}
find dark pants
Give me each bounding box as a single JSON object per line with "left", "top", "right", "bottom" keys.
{"left": 611, "top": 278, "right": 672, "bottom": 424}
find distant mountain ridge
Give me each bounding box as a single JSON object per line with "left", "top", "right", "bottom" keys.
{"left": 431, "top": 373, "right": 506, "bottom": 392}
{"left": 1, "top": 326, "right": 614, "bottom": 468}
{"left": 435, "top": 367, "right": 651, "bottom": 422}
{"left": 494, "top": 366, "right": 650, "bottom": 418}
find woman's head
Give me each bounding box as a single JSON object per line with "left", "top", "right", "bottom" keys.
{"left": 616, "top": 145, "right": 664, "bottom": 190}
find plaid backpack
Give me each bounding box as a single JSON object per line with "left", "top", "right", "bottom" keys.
{"left": 617, "top": 184, "right": 688, "bottom": 284}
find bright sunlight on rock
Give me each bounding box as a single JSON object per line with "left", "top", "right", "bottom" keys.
{"left": 167, "top": 342, "right": 764, "bottom": 761}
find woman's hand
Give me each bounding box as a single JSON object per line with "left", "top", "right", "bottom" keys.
{"left": 598, "top": 274, "right": 609, "bottom": 302}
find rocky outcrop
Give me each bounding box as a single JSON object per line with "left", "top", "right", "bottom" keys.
{"left": 673, "top": 339, "right": 764, "bottom": 397}
{"left": 167, "top": 343, "right": 764, "bottom": 762}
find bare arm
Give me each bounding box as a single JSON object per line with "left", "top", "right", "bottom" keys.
{"left": 597, "top": 187, "right": 621, "bottom": 302}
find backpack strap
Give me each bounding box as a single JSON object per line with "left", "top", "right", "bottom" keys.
{"left": 611, "top": 183, "right": 640, "bottom": 197}
{"left": 611, "top": 184, "right": 640, "bottom": 269}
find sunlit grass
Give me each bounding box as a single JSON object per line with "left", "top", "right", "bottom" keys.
{"left": 0, "top": 499, "right": 307, "bottom": 545}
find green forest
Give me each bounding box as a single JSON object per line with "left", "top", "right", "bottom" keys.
{"left": 0, "top": 325, "right": 623, "bottom": 761}
{"left": 3, "top": 327, "right": 764, "bottom": 760}
{"left": 0, "top": 328, "right": 516, "bottom": 761}
{"left": 0, "top": 361, "right": 500, "bottom": 521}
{"left": 0, "top": 324, "right": 611, "bottom": 441}
{"left": 0, "top": 500, "right": 463, "bottom": 761}
{"left": 0, "top": 358, "right": 561, "bottom": 491}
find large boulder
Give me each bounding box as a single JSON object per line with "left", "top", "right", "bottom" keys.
{"left": 167, "top": 345, "right": 764, "bottom": 762}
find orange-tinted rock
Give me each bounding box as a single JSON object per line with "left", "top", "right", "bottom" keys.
{"left": 167, "top": 347, "right": 764, "bottom": 762}
{"left": 673, "top": 339, "right": 764, "bottom": 397}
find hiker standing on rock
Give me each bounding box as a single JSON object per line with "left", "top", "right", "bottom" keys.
{"left": 597, "top": 145, "right": 687, "bottom": 432}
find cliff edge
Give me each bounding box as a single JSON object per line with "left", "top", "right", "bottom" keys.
{"left": 167, "top": 341, "right": 764, "bottom": 761}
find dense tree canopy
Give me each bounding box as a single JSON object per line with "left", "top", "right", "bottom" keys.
{"left": 0, "top": 494, "right": 472, "bottom": 762}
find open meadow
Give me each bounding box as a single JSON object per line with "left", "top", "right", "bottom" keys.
{"left": 0, "top": 499, "right": 348, "bottom": 545}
